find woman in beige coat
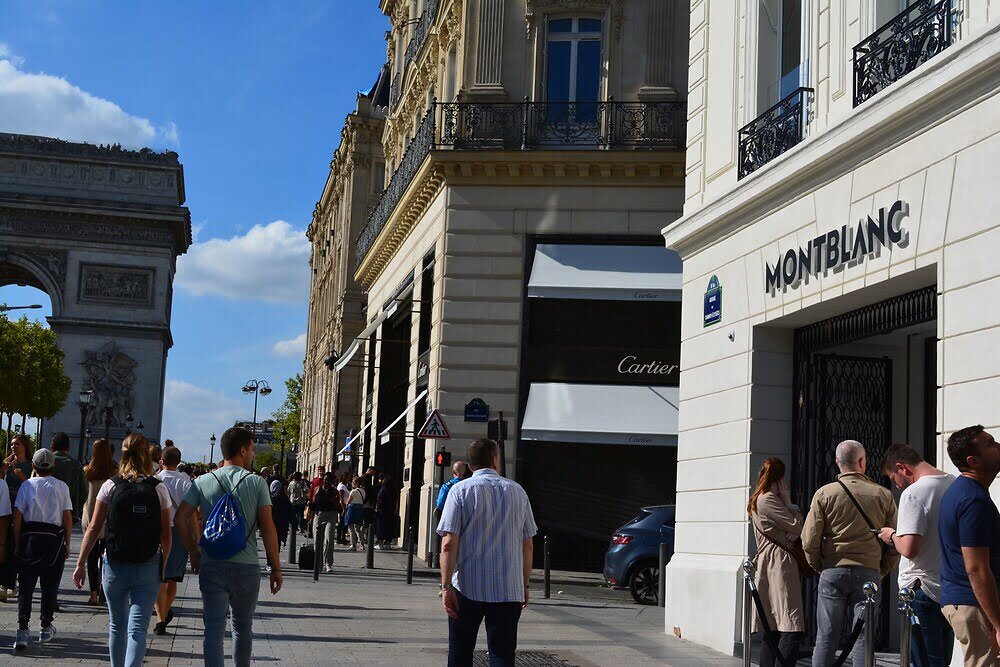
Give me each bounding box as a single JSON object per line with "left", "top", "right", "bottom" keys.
{"left": 748, "top": 457, "right": 804, "bottom": 667}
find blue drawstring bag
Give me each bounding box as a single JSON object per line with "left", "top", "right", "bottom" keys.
{"left": 200, "top": 471, "right": 255, "bottom": 559}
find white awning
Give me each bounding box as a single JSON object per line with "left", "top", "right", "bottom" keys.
{"left": 527, "top": 244, "right": 682, "bottom": 301}
{"left": 377, "top": 388, "right": 429, "bottom": 443}
{"left": 333, "top": 282, "right": 416, "bottom": 373}
{"left": 337, "top": 417, "right": 374, "bottom": 456}
{"left": 521, "top": 382, "right": 679, "bottom": 446}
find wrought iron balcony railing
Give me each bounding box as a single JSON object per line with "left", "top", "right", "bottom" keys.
{"left": 404, "top": 0, "right": 440, "bottom": 65}
{"left": 438, "top": 99, "right": 686, "bottom": 150}
{"left": 389, "top": 73, "right": 400, "bottom": 111}
{"left": 737, "top": 87, "right": 812, "bottom": 180}
{"left": 854, "top": 0, "right": 954, "bottom": 107}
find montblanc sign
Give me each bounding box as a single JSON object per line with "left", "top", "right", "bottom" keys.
{"left": 765, "top": 200, "right": 909, "bottom": 293}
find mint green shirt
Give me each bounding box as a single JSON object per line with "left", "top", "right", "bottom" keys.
{"left": 183, "top": 466, "right": 271, "bottom": 566}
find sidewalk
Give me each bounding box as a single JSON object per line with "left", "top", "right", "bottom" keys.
{"left": 0, "top": 536, "right": 741, "bottom": 665}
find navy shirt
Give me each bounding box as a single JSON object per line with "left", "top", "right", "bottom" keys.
{"left": 939, "top": 475, "right": 1000, "bottom": 607}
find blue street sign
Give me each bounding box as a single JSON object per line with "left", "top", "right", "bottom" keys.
{"left": 464, "top": 398, "right": 490, "bottom": 423}
{"left": 704, "top": 275, "right": 722, "bottom": 327}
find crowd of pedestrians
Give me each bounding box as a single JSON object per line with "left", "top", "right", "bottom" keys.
{"left": 748, "top": 426, "right": 1000, "bottom": 667}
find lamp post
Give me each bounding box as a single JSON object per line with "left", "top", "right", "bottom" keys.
{"left": 241, "top": 379, "right": 272, "bottom": 441}
{"left": 125, "top": 413, "right": 134, "bottom": 436}
{"left": 275, "top": 426, "right": 286, "bottom": 477}
{"left": 103, "top": 406, "right": 113, "bottom": 440}
{"left": 77, "top": 390, "right": 93, "bottom": 462}
{"left": 0, "top": 303, "right": 43, "bottom": 313}
{"left": 209, "top": 433, "right": 216, "bottom": 465}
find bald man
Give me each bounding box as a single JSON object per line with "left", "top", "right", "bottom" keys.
{"left": 802, "top": 440, "right": 898, "bottom": 667}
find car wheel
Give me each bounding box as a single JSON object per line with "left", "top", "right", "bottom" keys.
{"left": 629, "top": 562, "right": 658, "bottom": 605}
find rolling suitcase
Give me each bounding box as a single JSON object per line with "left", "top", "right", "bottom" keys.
{"left": 298, "top": 544, "right": 315, "bottom": 571}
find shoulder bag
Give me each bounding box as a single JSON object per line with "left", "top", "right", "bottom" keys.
{"left": 836, "top": 480, "right": 893, "bottom": 560}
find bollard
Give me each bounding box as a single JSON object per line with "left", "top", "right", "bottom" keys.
{"left": 313, "top": 523, "right": 323, "bottom": 582}
{"left": 899, "top": 587, "right": 914, "bottom": 667}
{"left": 742, "top": 560, "right": 754, "bottom": 667}
{"left": 406, "top": 526, "right": 416, "bottom": 585}
{"left": 543, "top": 534, "right": 551, "bottom": 599}
{"left": 658, "top": 543, "right": 668, "bottom": 608}
{"left": 289, "top": 524, "right": 297, "bottom": 565}
{"left": 863, "top": 581, "right": 879, "bottom": 667}
{"left": 365, "top": 522, "right": 375, "bottom": 569}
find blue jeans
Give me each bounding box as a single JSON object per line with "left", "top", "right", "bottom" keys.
{"left": 102, "top": 555, "right": 161, "bottom": 667}
{"left": 812, "top": 567, "right": 880, "bottom": 667}
{"left": 447, "top": 590, "right": 522, "bottom": 666}
{"left": 911, "top": 589, "right": 954, "bottom": 667}
{"left": 199, "top": 561, "right": 261, "bottom": 667}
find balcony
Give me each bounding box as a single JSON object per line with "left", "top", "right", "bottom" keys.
{"left": 355, "top": 98, "right": 687, "bottom": 269}
{"left": 404, "top": 0, "right": 439, "bottom": 66}
{"left": 389, "top": 73, "right": 400, "bottom": 111}
{"left": 737, "top": 87, "right": 812, "bottom": 180}
{"left": 854, "top": 0, "right": 954, "bottom": 107}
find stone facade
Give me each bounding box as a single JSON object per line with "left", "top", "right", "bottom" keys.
{"left": 663, "top": 0, "right": 1000, "bottom": 656}
{"left": 0, "top": 132, "right": 191, "bottom": 449}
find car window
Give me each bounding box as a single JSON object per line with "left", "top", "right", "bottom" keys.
{"left": 624, "top": 510, "right": 652, "bottom": 527}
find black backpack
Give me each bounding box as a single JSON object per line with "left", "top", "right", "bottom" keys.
{"left": 106, "top": 476, "right": 162, "bottom": 563}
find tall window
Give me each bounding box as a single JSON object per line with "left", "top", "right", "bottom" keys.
{"left": 757, "top": 0, "right": 805, "bottom": 111}
{"left": 545, "top": 17, "right": 602, "bottom": 103}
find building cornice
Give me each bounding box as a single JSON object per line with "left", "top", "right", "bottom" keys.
{"left": 354, "top": 149, "right": 686, "bottom": 287}
{"left": 662, "top": 22, "right": 1000, "bottom": 258}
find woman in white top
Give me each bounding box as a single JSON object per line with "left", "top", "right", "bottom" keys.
{"left": 344, "top": 477, "right": 367, "bottom": 551}
{"left": 72, "top": 434, "right": 171, "bottom": 667}
{"left": 336, "top": 472, "right": 351, "bottom": 545}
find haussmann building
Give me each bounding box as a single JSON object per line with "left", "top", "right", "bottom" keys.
{"left": 662, "top": 0, "right": 1000, "bottom": 657}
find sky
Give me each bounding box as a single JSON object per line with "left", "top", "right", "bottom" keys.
{"left": 0, "top": 1, "right": 389, "bottom": 462}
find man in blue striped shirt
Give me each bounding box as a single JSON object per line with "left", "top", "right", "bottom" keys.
{"left": 437, "top": 438, "right": 537, "bottom": 666}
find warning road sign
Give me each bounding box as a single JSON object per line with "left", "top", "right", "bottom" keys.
{"left": 418, "top": 409, "right": 451, "bottom": 439}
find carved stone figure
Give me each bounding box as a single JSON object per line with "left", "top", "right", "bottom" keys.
{"left": 81, "top": 342, "right": 138, "bottom": 429}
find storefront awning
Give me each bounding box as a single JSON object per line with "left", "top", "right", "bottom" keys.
{"left": 377, "top": 388, "right": 429, "bottom": 444}
{"left": 337, "top": 417, "right": 374, "bottom": 456}
{"left": 333, "top": 282, "right": 415, "bottom": 373}
{"left": 521, "top": 382, "right": 679, "bottom": 446}
{"left": 527, "top": 244, "right": 682, "bottom": 301}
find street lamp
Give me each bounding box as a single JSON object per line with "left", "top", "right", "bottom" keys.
{"left": 77, "top": 390, "right": 93, "bottom": 461}
{"left": 125, "top": 413, "right": 134, "bottom": 436}
{"left": 0, "top": 303, "right": 43, "bottom": 313}
{"left": 209, "top": 433, "right": 216, "bottom": 465}
{"left": 241, "top": 379, "right": 272, "bottom": 441}
{"left": 276, "top": 426, "right": 287, "bottom": 477}
{"left": 103, "top": 406, "right": 113, "bottom": 440}
{"left": 137, "top": 420, "right": 144, "bottom": 433}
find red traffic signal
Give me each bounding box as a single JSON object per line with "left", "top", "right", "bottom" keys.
{"left": 435, "top": 450, "right": 452, "bottom": 468}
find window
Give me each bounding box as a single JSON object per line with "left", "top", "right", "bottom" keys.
{"left": 545, "top": 17, "right": 602, "bottom": 103}
{"left": 757, "top": 0, "right": 806, "bottom": 111}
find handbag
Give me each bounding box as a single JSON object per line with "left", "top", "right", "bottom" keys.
{"left": 759, "top": 531, "right": 818, "bottom": 578}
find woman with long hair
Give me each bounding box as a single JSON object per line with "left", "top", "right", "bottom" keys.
{"left": 747, "top": 457, "right": 805, "bottom": 667}
{"left": 72, "top": 433, "right": 171, "bottom": 667}
{"left": 3, "top": 434, "right": 34, "bottom": 503}
{"left": 81, "top": 439, "right": 118, "bottom": 606}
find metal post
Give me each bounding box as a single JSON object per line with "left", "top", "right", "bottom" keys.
{"left": 543, "top": 534, "right": 551, "bottom": 599}
{"left": 313, "top": 521, "right": 323, "bottom": 582}
{"left": 899, "top": 587, "right": 914, "bottom": 667}
{"left": 658, "top": 542, "right": 668, "bottom": 608}
{"left": 520, "top": 96, "right": 530, "bottom": 150}
{"left": 406, "top": 526, "right": 415, "bottom": 585}
{"left": 365, "top": 522, "right": 375, "bottom": 569}
{"left": 742, "top": 560, "right": 754, "bottom": 667}
{"left": 77, "top": 406, "right": 88, "bottom": 461}
{"left": 863, "top": 581, "right": 878, "bottom": 667}
{"left": 289, "top": 523, "right": 298, "bottom": 565}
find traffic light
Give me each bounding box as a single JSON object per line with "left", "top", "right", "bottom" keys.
{"left": 435, "top": 450, "right": 452, "bottom": 468}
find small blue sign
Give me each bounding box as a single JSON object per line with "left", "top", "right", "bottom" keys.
{"left": 464, "top": 398, "right": 490, "bottom": 423}
{"left": 704, "top": 275, "right": 722, "bottom": 327}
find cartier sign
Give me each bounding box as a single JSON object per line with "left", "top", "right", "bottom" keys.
{"left": 527, "top": 346, "right": 679, "bottom": 386}
{"left": 617, "top": 355, "right": 679, "bottom": 377}
{"left": 765, "top": 200, "right": 909, "bottom": 293}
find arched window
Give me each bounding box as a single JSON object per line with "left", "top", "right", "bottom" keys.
{"left": 545, "top": 17, "right": 602, "bottom": 103}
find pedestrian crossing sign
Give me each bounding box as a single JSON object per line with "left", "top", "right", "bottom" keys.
{"left": 418, "top": 409, "right": 451, "bottom": 439}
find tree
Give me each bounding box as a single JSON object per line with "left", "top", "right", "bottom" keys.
{"left": 0, "top": 315, "right": 71, "bottom": 432}
{"left": 271, "top": 373, "right": 302, "bottom": 453}
{"left": 254, "top": 449, "right": 277, "bottom": 471}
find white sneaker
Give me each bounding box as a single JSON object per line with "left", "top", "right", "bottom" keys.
{"left": 323, "top": 565, "right": 333, "bottom": 573}
{"left": 39, "top": 624, "right": 56, "bottom": 643}
{"left": 13, "top": 629, "right": 27, "bottom": 651}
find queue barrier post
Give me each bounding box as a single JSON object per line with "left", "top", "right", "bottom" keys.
{"left": 543, "top": 534, "right": 551, "bottom": 600}
{"left": 898, "top": 587, "right": 914, "bottom": 667}
{"left": 742, "top": 559, "right": 754, "bottom": 667}
{"left": 863, "top": 581, "right": 879, "bottom": 667}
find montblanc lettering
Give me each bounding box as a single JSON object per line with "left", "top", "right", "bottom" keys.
{"left": 764, "top": 200, "right": 909, "bottom": 293}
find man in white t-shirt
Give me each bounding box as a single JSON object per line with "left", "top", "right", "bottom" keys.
{"left": 12, "top": 449, "right": 73, "bottom": 650}
{"left": 878, "top": 442, "right": 956, "bottom": 667}
{"left": 154, "top": 445, "right": 193, "bottom": 635}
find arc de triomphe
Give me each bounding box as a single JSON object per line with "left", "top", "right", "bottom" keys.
{"left": 0, "top": 132, "right": 191, "bottom": 449}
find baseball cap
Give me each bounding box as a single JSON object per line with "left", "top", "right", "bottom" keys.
{"left": 32, "top": 448, "right": 55, "bottom": 470}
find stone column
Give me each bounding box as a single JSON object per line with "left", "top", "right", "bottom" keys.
{"left": 469, "top": 0, "right": 507, "bottom": 99}
{"left": 639, "top": 0, "right": 678, "bottom": 100}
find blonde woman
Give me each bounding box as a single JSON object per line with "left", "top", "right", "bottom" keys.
{"left": 72, "top": 434, "right": 171, "bottom": 667}
{"left": 81, "top": 439, "right": 118, "bottom": 606}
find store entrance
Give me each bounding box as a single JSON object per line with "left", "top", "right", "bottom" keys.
{"left": 792, "top": 285, "right": 937, "bottom": 651}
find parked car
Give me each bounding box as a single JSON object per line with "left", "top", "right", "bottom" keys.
{"left": 603, "top": 505, "right": 675, "bottom": 605}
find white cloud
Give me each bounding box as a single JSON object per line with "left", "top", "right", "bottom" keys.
{"left": 0, "top": 59, "right": 178, "bottom": 148}
{"left": 161, "top": 379, "right": 243, "bottom": 463}
{"left": 175, "top": 220, "right": 310, "bottom": 304}
{"left": 272, "top": 332, "right": 307, "bottom": 358}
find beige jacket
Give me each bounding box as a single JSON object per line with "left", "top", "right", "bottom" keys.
{"left": 750, "top": 491, "right": 805, "bottom": 633}
{"left": 801, "top": 472, "right": 899, "bottom": 576}
{"left": 81, "top": 478, "right": 107, "bottom": 540}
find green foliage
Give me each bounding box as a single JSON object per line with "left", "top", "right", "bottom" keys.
{"left": 254, "top": 449, "right": 277, "bottom": 471}
{"left": 270, "top": 373, "right": 302, "bottom": 451}
{"left": 0, "top": 315, "right": 71, "bottom": 420}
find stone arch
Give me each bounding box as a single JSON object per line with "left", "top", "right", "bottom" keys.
{"left": 0, "top": 247, "right": 66, "bottom": 316}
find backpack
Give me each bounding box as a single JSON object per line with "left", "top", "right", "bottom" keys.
{"left": 106, "top": 476, "right": 162, "bottom": 563}
{"left": 200, "top": 471, "right": 256, "bottom": 560}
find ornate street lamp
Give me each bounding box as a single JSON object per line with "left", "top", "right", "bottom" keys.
{"left": 209, "top": 433, "right": 216, "bottom": 465}
{"left": 77, "top": 390, "right": 93, "bottom": 461}
{"left": 241, "top": 379, "right": 272, "bottom": 441}
{"left": 276, "top": 426, "right": 287, "bottom": 477}
{"left": 125, "top": 413, "right": 134, "bottom": 436}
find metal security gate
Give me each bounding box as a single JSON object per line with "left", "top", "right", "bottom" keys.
{"left": 791, "top": 285, "right": 937, "bottom": 650}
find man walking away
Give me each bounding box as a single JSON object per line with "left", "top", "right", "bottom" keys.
{"left": 436, "top": 461, "right": 469, "bottom": 513}
{"left": 50, "top": 432, "right": 87, "bottom": 521}
{"left": 310, "top": 472, "right": 341, "bottom": 572}
{"left": 938, "top": 425, "right": 1000, "bottom": 667}
{"left": 438, "top": 438, "right": 537, "bottom": 667}
{"left": 12, "top": 449, "right": 73, "bottom": 651}
{"left": 175, "top": 427, "right": 283, "bottom": 667}
{"left": 802, "top": 440, "right": 898, "bottom": 667}
{"left": 876, "top": 443, "right": 955, "bottom": 666}
{"left": 155, "top": 445, "right": 193, "bottom": 635}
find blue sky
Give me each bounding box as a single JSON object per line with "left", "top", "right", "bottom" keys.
{"left": 0, "top": 1, "right": 389, "bottom": 461}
